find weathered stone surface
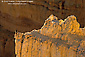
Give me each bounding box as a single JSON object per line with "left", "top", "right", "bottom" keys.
{"left": 15, "top": 15, "right": 85, "bottom": 57}
{"left": 0, "top": 0, "right": 85, "bottom": 57}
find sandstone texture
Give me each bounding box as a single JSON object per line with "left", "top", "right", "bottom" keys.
{"left": 0, "top": 0, "right": 85, "bottom": 57}
{"left": 15, "top": 15, "right": 85, "bottom": 57}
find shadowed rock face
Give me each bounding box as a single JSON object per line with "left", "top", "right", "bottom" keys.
{"left": 0, "top": 0, "right": 85, "bottom": 57}
{"left": 15, "top": 15, "right": 85, "bottom": 57}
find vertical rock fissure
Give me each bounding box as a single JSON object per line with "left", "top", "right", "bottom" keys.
{"left": 50, "top": 43, "right": 52, "bottom": 57}
{"left": 14, "top": 38, "right": 16, "bottom": 57}
{"left": 20, "top": 35, "right": 24, "bottom": 57}
{"left": 62, "top": 1, "right": 65, "bottom": 9}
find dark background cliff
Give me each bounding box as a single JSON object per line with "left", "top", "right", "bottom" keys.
{"left": 0, "top": 0, "right": 85, "bottom": 57}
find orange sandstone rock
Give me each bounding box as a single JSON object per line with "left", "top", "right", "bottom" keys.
{"left": 14, "top": 14, "right": 85, "bottom": 57}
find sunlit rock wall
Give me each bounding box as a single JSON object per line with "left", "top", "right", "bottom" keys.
{"left": 14, "top": 15, "right": 85, "bottom": 57}
{"left": 0, "top": 0, "right": 85, "bottom": 57}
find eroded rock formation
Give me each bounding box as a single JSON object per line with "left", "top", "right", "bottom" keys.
{"left": 0, "top": 0, "right": 85, "bottom": 57}
{"left": 15, "top": 15, "right": 85, "bottom": 57}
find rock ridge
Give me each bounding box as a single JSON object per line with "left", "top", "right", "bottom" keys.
{"left": 14, "top": 14, "right": 85, "bottom": 57}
